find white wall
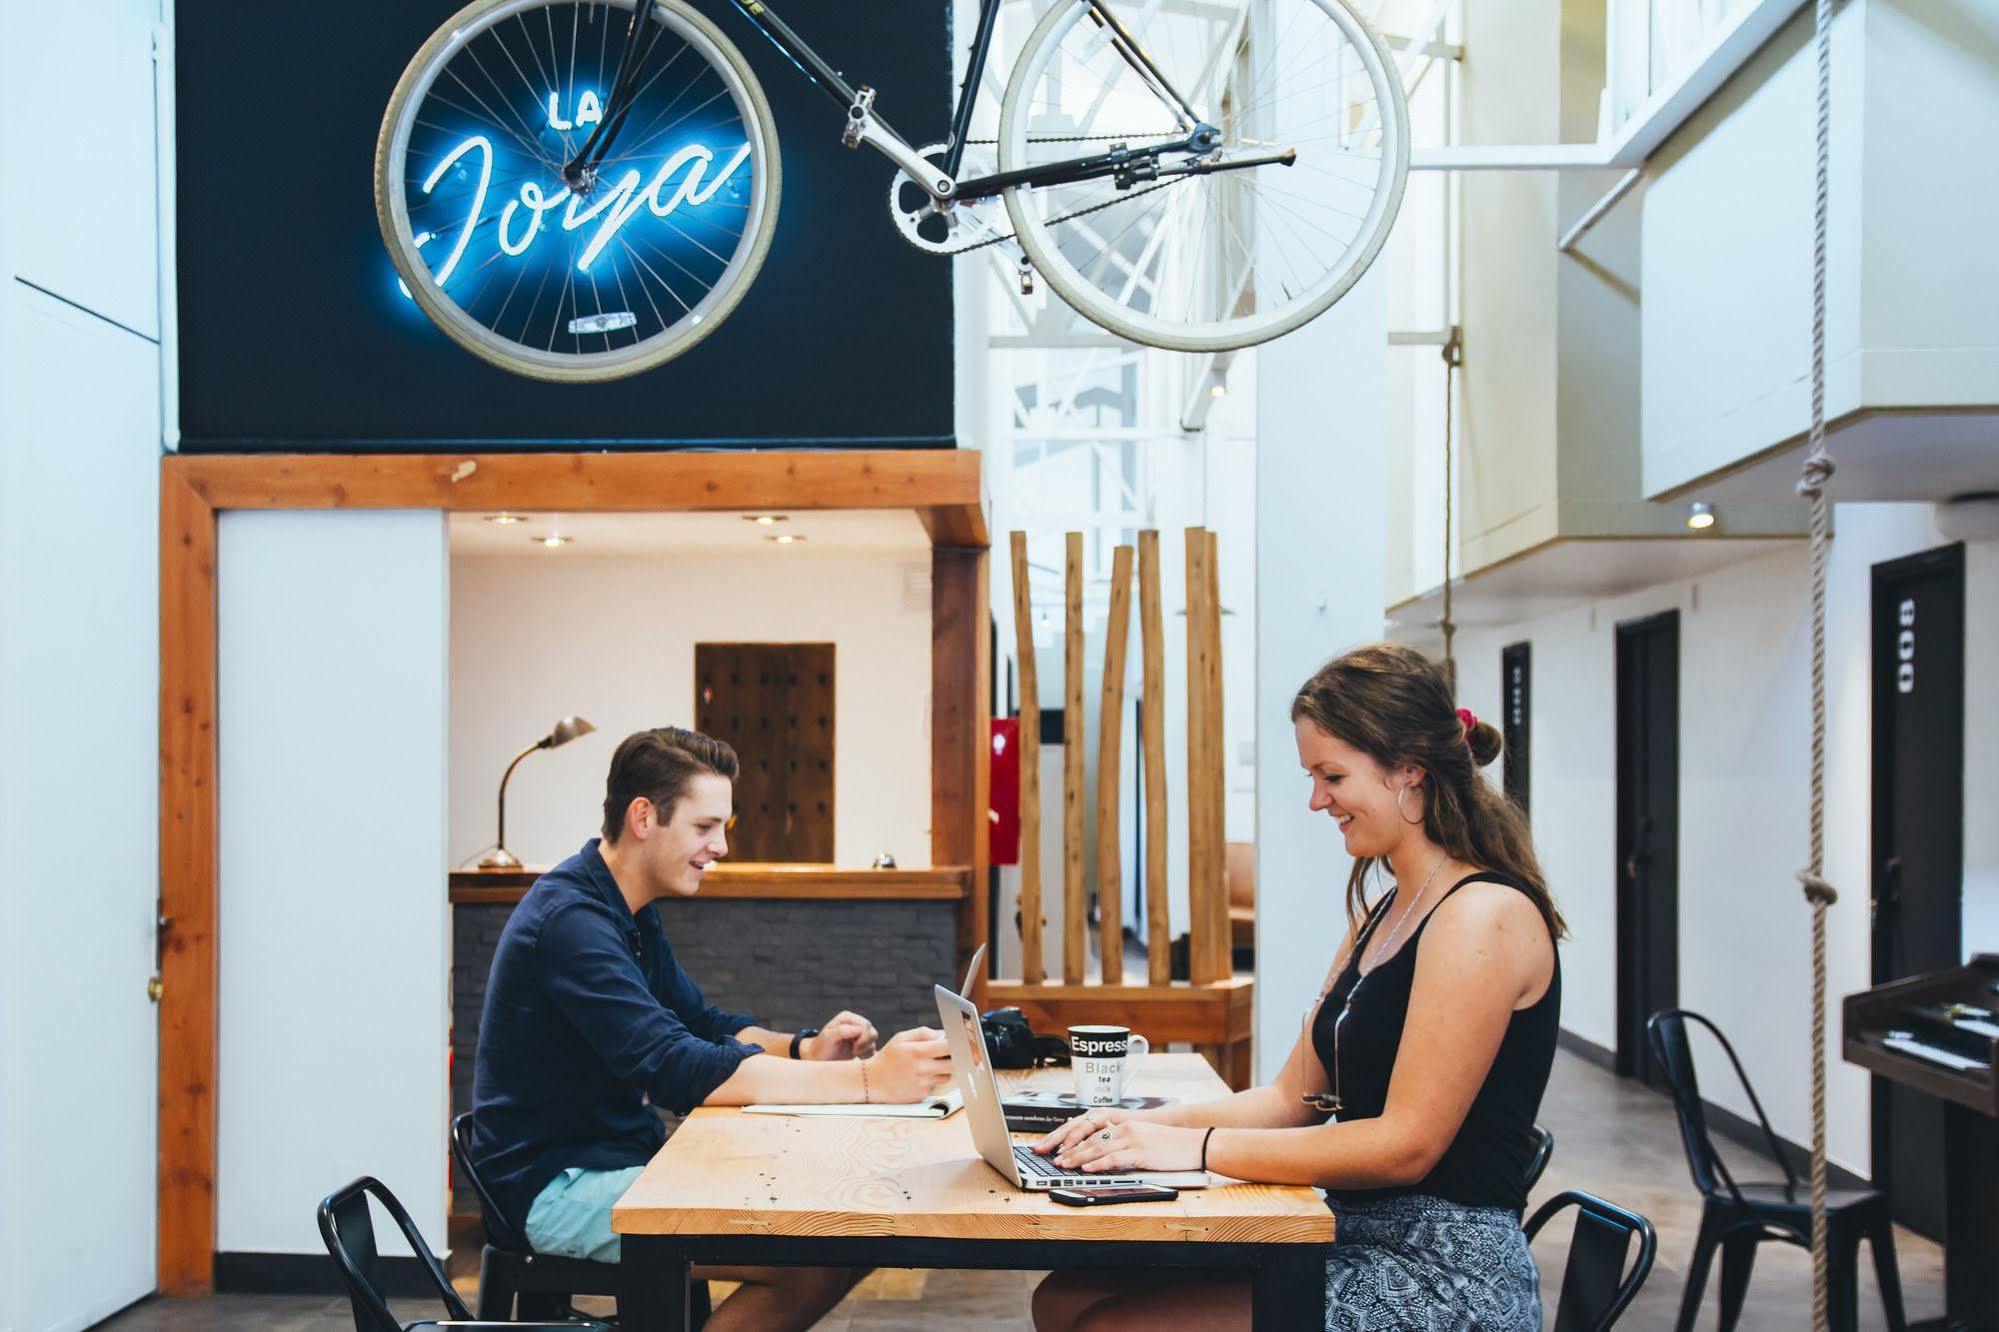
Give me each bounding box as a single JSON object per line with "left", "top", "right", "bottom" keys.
{"left": 0, "top": 291, "right": 162, "bottom": 1331}
{"left": 1452, "top": 509, "right": 1998, "bottom": 1177}
{"left": 0, "top": 3, "right": 166, "bottom": 1327}
{"left": 450, "top": 552, "right": 934, "bottom": 869}
{"left": 1254, "top": 267, "right": 1389, "bottom": 1082}
{"left": 217, "top": 511, "right": 450, "bottom": 1257}
{"left": 1641, "top": 0, "right": 1999, "bottom": 495}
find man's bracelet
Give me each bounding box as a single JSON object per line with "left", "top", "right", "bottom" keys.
{"left": 1200, "top": 1127, "right": 1217, "bottom": 1172}
{"left": 860, "top": 1058, "right": 872, "bottom": 1104}
{"left": 789, "top": 1027, "right": 820, "bottom": 1060}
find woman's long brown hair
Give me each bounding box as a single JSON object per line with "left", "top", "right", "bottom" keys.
{"left": 1290, "top": 643, "right": 1566, "bottom": 941}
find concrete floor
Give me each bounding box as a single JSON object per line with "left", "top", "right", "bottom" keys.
{"left": 99, "top": 1049, "right": 1941, "bottom": 1330}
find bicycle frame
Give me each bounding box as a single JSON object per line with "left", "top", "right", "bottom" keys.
{"left": 591, "top": 0, "right": 1226, "bottom": 206}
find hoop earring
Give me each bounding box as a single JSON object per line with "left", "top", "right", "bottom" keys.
{"left": 1395, "top": 784, "right": 1425, "bottom": 825}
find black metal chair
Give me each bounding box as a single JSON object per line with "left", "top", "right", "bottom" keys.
{"left": 1525, "top": 1122, "right": 1556, "bottom": 1193}
{"left": 1524, "top": 1189, "right": 1657, "bottom": 1331}
{"left": 316, "top": 1175, "right": 607, "bottom": 1332}
{"left": 451, "top": 1111, "right": 713, "bottom": 1324}
{"left": 1646, "top": 1009, "right": 1908, "bottom": 1332}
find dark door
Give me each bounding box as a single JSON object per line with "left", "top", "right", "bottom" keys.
{"left": 1870, "top": 543, "right": 1965, "bottom": 1241}
{"left": 1501, "top": 641, "right": 1531, "bottom": 814}
{"left": 1616, "top": 611, "right": 1679, "bottom": 1087}
{"left": 694, "top": 643, "right": 835, "bottom": 862}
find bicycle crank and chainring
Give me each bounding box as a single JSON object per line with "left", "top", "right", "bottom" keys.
{"left": 888, "top": 142, "right": 1013, "bottom": 256}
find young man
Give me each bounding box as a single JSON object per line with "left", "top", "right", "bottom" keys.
{"left": 468, "top": 726, "right": 952, "bottom": 1332}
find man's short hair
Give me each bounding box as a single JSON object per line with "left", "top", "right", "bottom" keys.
{"left": 601, "top": 727, "right": 739, "bottom": 843}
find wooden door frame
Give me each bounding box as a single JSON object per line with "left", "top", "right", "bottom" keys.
{"left": 157, "top": 449, "right": 989, "bottom": 1294}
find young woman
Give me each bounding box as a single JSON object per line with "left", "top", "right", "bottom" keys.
{"left": 1031, "top": 644, "right": 1564, "bottom": 1331}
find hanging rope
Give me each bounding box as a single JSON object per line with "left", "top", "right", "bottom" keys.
{"left": 1439, "top": 327, "right": 1463, "bottom": 688}
{"left": 1797, "top": 0, "right": 1837, "bottom": 1325}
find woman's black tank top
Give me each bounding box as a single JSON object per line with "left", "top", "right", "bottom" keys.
{"left": 1310, "top": 871, "right": 1560, "bottom": 1214}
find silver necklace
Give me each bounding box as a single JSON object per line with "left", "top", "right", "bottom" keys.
{"left": 1304, "top": 856, "right": 1450, "bottom": 1116}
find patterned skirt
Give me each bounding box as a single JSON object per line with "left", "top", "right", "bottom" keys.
{"left": 1324, "top": 1193, "right": 1541, "bottom": 1331}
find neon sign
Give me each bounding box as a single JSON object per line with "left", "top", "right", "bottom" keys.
{"left": 546, "top": 89, "right": 603, "bottom": 131}
{"left": 400, "top": 89, "right": 751, "bottom": 300}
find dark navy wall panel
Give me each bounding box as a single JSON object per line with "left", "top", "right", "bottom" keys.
{"left": 175, "top": 2, "right": 953, "bottom": 449}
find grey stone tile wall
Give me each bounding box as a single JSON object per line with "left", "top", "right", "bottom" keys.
{"left": 450, "top": 897, "right": 958, "bottom": 1214}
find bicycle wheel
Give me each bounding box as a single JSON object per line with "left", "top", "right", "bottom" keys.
{"left": 376, "top": 0, "right": 780, "bottom": 382}
{"left": 998, "top": 0, "right": 1407, "bottom": 353}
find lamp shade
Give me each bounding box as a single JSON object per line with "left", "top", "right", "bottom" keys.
{"left": 546, "top": 715, "right": 596, "bottom": 747}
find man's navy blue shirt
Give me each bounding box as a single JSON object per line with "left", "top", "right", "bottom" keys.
{"left": 467, "top": 838, "right": 762, "bottom": 1236}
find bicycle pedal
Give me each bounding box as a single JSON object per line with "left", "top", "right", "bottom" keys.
{"left": 842, "top": 86, "right": 877, "bottom": 150}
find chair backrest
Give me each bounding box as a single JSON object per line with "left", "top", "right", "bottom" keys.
{"left": 1524, "top": 1123, "right": 1556, "bottom": 1194}
{"left": 1524, "top": 1189, "right": 1657, "bottom": 1331}
{"left": 451, "top": 1110, "right": 530, "bottom": 1253}
{"left": 317, "top": 1176, "right": 468, "bottom": 1332}
{"left": 1644, "top": 1008, "right": 1797, "bottom": 1204}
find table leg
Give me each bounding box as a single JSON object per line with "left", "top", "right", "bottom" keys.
{"left": 620, "top": 1235, "right": 692, "bottom": 1332}
{"left": 1938, "top": 1102, "right": 1999, "bottom": 1330}
{"left": 1251, "top": 1246, "right": 1327, "bottom": 1328}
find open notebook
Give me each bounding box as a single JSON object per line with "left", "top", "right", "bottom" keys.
{"left": 742, "top": 1089, "right": 963, "bottom": 1119}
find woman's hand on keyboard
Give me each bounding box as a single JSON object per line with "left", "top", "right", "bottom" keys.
{"left": 1048, "top": 1114, "right": 1203, "bottom": 1174}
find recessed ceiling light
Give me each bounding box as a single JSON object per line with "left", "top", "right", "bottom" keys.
{"left": 766, "top": 533, "right": 805, "bottom": 545}
{"left": 743, "top": 513, "right": 789, "bottom": 526}
{"left": 485, "top": 512, "right": 527, "bottom": 526}
{"left": 532, "top": 534, "right": 573, "bottom": 549}
{"left": 1686, "top": 501, "right": 1716, "bottom": 531}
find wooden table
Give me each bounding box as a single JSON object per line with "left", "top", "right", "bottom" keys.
{"left": 612, "top": 1054, "right": 1336, "bottom": 1329}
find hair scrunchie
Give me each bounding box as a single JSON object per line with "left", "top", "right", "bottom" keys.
{"left": 1457, "top": 707, "right": 1479, "bottom": 748}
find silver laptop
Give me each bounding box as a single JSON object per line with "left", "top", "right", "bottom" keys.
{"left": 934, "top": 983, "right": 1209, "bottom": 1191}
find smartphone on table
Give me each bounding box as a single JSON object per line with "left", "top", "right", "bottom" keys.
{"left": 1048, "top": 1183, "right": 1180, "bottom": 1206}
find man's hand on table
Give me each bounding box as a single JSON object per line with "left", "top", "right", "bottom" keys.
{"left": 861, "top": 1027, "right": 953, "bottom": 1102}
{"left": 803, "top": 1010, "right": 879, "bottom": 1061}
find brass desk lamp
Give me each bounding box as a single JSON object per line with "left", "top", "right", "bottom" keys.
{"left": 474, "top": 715, "right": 596, "bottom": 869}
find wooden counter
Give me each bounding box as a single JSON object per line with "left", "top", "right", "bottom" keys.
{"left": 448, "top": 863, "right": 973, "bottom": 906}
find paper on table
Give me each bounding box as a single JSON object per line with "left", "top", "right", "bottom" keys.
{"left": 742, "top": 1089, "right": 964, "bottom": 1119}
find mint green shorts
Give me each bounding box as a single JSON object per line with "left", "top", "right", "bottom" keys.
{"left": 524, "top": 1165, "right": 646, "bottom": 1264}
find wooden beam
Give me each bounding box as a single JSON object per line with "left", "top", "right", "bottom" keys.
{"left": 1138, "top": 531, "right": 1171, "bottom": 985}
{"left": 984, "top": 977, "right": 1254, "bottom": 1047}
{"left": 158, "top": 470, "right": 218, "bottom": 1294}
{"left": 931, "top": 546, "right": 991, "bottom": 1004}
{"left": 153, "top": 447, "right": 988, "bottom": 1294}
{"left": 1009, "top": 532, "right": 1044, "bottom": 984}
{"left": 1095, "top": 546, "right": 1134, "bottom": 985}
{"left": 918, "top": 502, "right": 990, "bottom": 549}
{"left": 169, "top": 450, "right": 987, "bottom": 543}
{"left": 1186, "top": 528, "right": 1227, "bottom": 985}
{"left": 1062, "top": 532, "right": 1087, "bottom": 985}
{"left": 1197, "top": 529, "right": 1230, "bottom": 983}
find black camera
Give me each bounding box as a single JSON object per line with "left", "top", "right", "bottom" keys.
{"left": 980, "top": 1007, "right": 1069, "bottom": 1069}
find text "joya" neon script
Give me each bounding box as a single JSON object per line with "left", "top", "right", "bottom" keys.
{"left": 416, "top": 90, "right": 751, "bottom": 288}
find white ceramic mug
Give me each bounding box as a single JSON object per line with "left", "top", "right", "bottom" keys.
{"left": 1068, "top": 1025, "right": 1149, "bottom": 1106}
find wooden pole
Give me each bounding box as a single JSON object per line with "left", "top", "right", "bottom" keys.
{"left": 1186, "top": 527, "right": 1228, "bottom": 985}
{"left": 1200, "top": 528, "right": 1230, "bottom": 983}
{"left": 1095, "top": 545, "right": 1134, "bottom": 985}
{"left": 1184, "top": 529, "right": 1211, "bottom": 982}
{"left": 1063, "top": 532, "right": 1087, "bottom": 985}
{"left": 1009, "top": 532, "right": 1044, "bottom": 984}
{"left": 1138, "top": 532, "right": 1171, "bottom": 984}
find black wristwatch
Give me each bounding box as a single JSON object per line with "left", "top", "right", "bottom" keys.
{"left": 789, "top": 1028, "right": 820, "bottom": 1060}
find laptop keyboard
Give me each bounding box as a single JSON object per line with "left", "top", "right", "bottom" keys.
{"left": 1014, "top": 1144, "right": 1088, "bottom": 1182}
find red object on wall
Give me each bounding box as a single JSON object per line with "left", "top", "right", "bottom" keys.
{"left": 990, "top": 718, "right": 1021, "bottom": 866}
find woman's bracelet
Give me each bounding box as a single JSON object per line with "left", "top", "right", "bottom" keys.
{"left": 860, "top": 1057, "right": 872, "bottom": 1104}
{"left": 1200, "top": 1126, "right": 1217, "bottom": 1172}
